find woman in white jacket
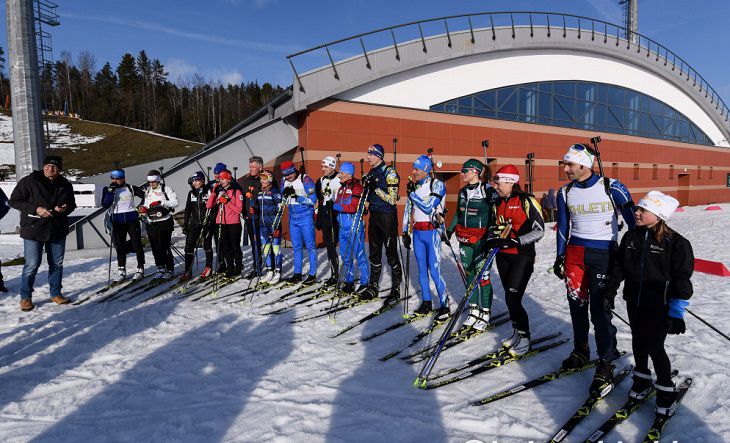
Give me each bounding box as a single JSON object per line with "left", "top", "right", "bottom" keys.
{"left": 140, "top": 169, "right": 179, "bottom": 280}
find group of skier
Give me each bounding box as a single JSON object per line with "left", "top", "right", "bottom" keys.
{"left": 98, "top": 141, "right": 694, "bottom": 418}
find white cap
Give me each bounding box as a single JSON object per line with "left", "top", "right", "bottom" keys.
{"left": 564, "top": 144, "right": 595, "bottom": 169}
{"left": 637, "top": 191, "right": 680, "bottom": 221}
{"left": 322, "top": 156, "right": 337, "bottom": 169}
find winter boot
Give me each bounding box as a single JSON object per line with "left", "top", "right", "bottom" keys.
{"left": 113, "top": 267, "right": 126, "bottom": 284}
{"left": 508, "top": 330, "right": 531, "bottom": 356}
{"left": 179, "top": 271, "right": 192, "bottom": 282}
{"left": 20, "top": 299, "right": 34, "bottom": 311}
{"left": 269, "top": 270, "right": 282, "bottom": 285}
{"left": 199, "top": 266, "right": 212, "bottom": 280}
{"left": 132, "top": 267, "right": 145, "bottom": 281}
{"left": 463, "top": 304, "right": 481, "bottom": 327}
{"left": 323, "top": 276, "right": 339, "bottom": 288}
{"left": 382, "top": 286, "right": 400, "bottom": 305}
{"left": 341, "top": 282, "right": 355, "bottom": 294}
{"left": 413, "top": 300, "right": 432, "bottom": 317}
{"left": 435, "top": 300, "right": 450, "bottom": 321}
{"left": 561, "top": 342, "right": 590, "bottom": 370}
{"left": 473, "top": 308, "right": 492, "bottom": 331}
{"left": 629, "top": 369, "right": 653, "bottom": 400}
{"left": 50, "top": 295, "right": 71, "bottom": 305}
{"left": 590, "top": 360, "right": 615, "bottom": 398}
{"left": 286, "top": 273, "right": 302, "bottom": 285}
{"left": 302, "top": 274, "right": 317, "bottom": 286}
{"left": 655, "top": 381, "right": 678, "bottom": 416}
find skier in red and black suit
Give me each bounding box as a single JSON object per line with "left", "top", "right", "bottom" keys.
{"left": 486, "top": 165, "right": 545, "bottom": 356}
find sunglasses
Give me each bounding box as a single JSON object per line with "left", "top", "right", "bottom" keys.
{"left": 461, "top": 168, "right": 480, "bottom": 174}
{"left": 571, "top": 144, "right": 597, "bottom": 155}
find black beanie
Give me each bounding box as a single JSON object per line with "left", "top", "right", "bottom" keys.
{"left": 43, "top": 156, "right": 63, "bottom": 169}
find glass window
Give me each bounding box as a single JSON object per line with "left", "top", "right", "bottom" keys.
{"left": 429, "top": 81, "right": 713, "bottom": 145}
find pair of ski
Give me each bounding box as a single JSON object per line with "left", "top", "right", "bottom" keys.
{"left": 379, "top": 313, "right": 456, "bottom": 361}
{"left": 583, "top": 374, "right": 692, "bottom": 443}
{"left": 289, "top": 289, "right": 390, "bottom": 324}
{"left": 418, "top": 333, "right": 569, "bottom": 389}
{"left": 73, "top": 274, "right": 154, "bottom": 305}
{"left": 263, "top": 284, "right": 337, "bottom": 315}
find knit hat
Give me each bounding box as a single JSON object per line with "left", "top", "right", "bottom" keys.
{"left": 493, "top": 165, "right": 520, "bottom": 183}
{"left": 110, "top": 169, "right": 125, "bottom": 179}
{"left": 564, "top": 144, "right": 595, "bottom": 168}
{"left": 367, "top": 144, "right": 385, "bottom": 159}
{"left": 218, "top": 170, "right": 233, "bottom": 181}
{"left": 637, "top": 191, "right": 680, "bottom": 221}
{"left": 213, "top": 162, "right": 227, "bottom": 174}
{"left": 413, "top": 155, "right": 432, "bottom": 173}
{"left": 322, "top": 156, "right": 337, "bottom": 169}
{"left": 340, "top": 161, "right": 355, "bottom": 176}
{"left": 462, "top": 159, "right": 484, "bottom": 175}
{"left": 43, "top": 156, "right": 63, "bottom": 169}
{"left": 280, "top": 161, "right": 297, "bottom": 176}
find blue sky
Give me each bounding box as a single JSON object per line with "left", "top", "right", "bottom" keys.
{"left": 1, "top": 0, "right": 728, "bottom": 100}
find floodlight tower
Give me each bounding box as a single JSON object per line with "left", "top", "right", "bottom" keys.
{"left": 619, "top": 0, "right": 639, "bottom": 44}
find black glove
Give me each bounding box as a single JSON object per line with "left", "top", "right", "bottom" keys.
{"left": 182, "top": 225, "right": 188, "bottom": 236}
{"left": 282, "top": 186, "right": 296, "bottom": 198}
{"left": 553, "top": 255, "right": 566, "bottom": 279}
{"left": 667, "top": 317, "right": 686, "bottom": 334}
{"left": 485, "top": 237, "right": 518, "bottom": 250}
{"left": 406, "top": 180, "right": 417, "bottom": 194}
{"left": 402, "top": 232, "right": 411, "bottom": 249}
{"left": 602, "top": 296, "right": 615, "bottom": 313}
{"left": 364, "top": 175, "right": 377, "bottom": 191}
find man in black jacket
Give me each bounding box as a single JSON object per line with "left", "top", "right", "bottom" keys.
{"left": 9, "top": 156, "right": 76, "bottom": 311}
{"left": 240, "top": 156, "right": 263, "bottom": 279}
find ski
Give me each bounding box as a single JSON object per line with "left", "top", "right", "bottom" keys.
{"left": 189, "top": 276, "right": 242, "bottom": 301}
{"left": 93, "top": 275, "right": 159, "bottom": 303}
{"left": 349, "top": 310, "right": 435, "bottom": 345}
{"left": 403, "top": 313, "right": 511, "bottom": 364}
{"left": 548, "top": 364, "right": 633, "bottom": 443}
{"left": 263, "top": 286, "right": 336, "bottom": 315}
{"left": 584, "top": 369, "right": 680, "bottom": 443}
{"left": 258, "top": 282, "right": 324, "bottom": 307}
{"left": 471, "top": 359, "right": 602, "bottom": 406}
{"left": 379, "top": 314, "right": 453, "bottom": 362}
{"left": 288, "top": 292, "right": 378, "bottom": 324}
{"left": 122, "top": 275, "right": 178, "bottom": 303}
{"left": 641, "top": 377, "right": 692, "bottom": 443}
{"left": 427, "top": 332, "right": 563, "bottom": 381}
{"left": 421, "top": 338, "right": 570, "bottom": 390}
{"left": 329, "top": 297, "right": 409, "bottom": 338}
{"left": 73, "top": 279, "right": 136, "bottom": 305}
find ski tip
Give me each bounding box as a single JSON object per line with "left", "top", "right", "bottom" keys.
{"left": 412, "top": 378, "right": 420, "bottom": 387}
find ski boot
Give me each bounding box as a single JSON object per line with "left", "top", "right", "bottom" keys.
{"left": 355, "top": 284, "right": 370, "bottom": 295}
{"left": 561, "top": 341, "right": 590, "bottom": 370}
{"left": 382, "top": 287, "right": 400, "bottom": 306}
{"left": 113, "top": 267, "right": 126, "bottom": 284}
{"left": 341, "top": 282, "right": 355, "bottom": 294}
{"left": 269, "top": 270, "right": 281, "bottom": 285}
{"left": 435, "top": 301, "right": 450, "bottom": 321}
{"left": 590, "top": 360, "right": 615, "bottom": 398}
{"left": 302, "top": 274, "right": 316, "bottom": 286}
{"left": 199, "top": 266, "right": 212, "bottom": 280}
{"left": 629, "top": 368, "right": 653, "bottom": 400}
{"left": 179, "top": 270, "right": 192, "bottom": 282}
{"left": 161, "top": 269, "right": 174, "bottom": 280}
{"left": 655, "top": 381, "right": 678, "bottom": 416}
{"left": 132, "top": 267, "right": 145, "bottom": 281}
{"left": 323, "top": 276, "right": 338, "bottom": 288}
{"left": 359, "top": 285, "right": 379, "bottom": 301}
{"left": 259, "top": 270, "right": 274, "bottom": 284}
{"left": 463, "top": 304, "right": 481, "bottom": 327}
{"left": 152, "top": 266, "right": 166, "bottom": 281}
{"left": 507, "top": 330, "right": 531, "bottom": 356}
{"left": 413, "top": 300, "right": 432, "bottom": 317}
{"left": 472, "top": 308, "right": 492, "bottom": 331}
{"left": 286, "top": 273, "right": 302, "bottom": 285}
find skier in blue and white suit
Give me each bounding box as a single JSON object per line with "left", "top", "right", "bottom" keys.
{"left": 402, "top": 155, "right": 448, "bottom": 320}
{"left": 332, "top": 162, "right": 369, "bottom": 294}
{"left": 280, "top": 160, "right": 318, "bottom": 285}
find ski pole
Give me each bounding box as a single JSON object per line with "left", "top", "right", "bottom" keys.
{"left": 440, "top": 230, "right": 467, "bottom": 287}
{"left": 481, "top": 140, "right": 489, "bottom": 172}
{"left": 686, "top": 308, "right": 730, "bottom": 342}
{"left": 402, "top": 194, "right": 413, "bottom": 317}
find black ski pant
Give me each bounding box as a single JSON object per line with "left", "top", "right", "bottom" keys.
{"left": 112, "top": 220, "right": 145, "bottom": 269}
{"left": 217, "top": 223, "right": 243, "bottom": 274}
{"left": 147, "top": 218, "right": 174, "bottom": 272}
{"left": 321, "top": 218, "right": 339, "bottom": 278}
{"left": 495, "top": 253, "right": 534, "bottom": 334}
{"left": 245, "top": 217, "right": 262, "bottom": 272}
{"left": 184, "top": 224, "right": 213, "bottom": 272}
{"left": 367, "top": 211, "right": 402, "bottom": 288}
{"left": 566, "top": 246, "right": 620, "bottom": 361}
{"left": 627, "top": 302, "right": 672, "bottom": 385}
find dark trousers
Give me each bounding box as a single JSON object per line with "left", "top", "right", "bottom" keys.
{"left": 627, "top": 302, "right": 672, "bottom": 385}
{"left": 245, "top": 217, "right": 262, "bottom": 271}
{"left": 112, "top": 220, "right": 145, "bottom": 269}
{"left": 496, "top": 253, "right": 534, "bottom": 334}
{"left": 184, "top": 224, "right": 213, "bottom": 272}
{"left": 367, "top": 211, "right": 402, "bottom": 288}
{"left": 567, "top": 246, "right": 619, "bottom": 361}
{"left": 147, "top": 218, "right": 174, "bottom": 271}
{"left": 217, "top": 223, "right": 242, "bottom": 273}
{"left": 321, "top": 219, "right": 339, "bottom": 277}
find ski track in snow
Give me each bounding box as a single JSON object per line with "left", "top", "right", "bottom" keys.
{"left": 0, "top": 205, "right": 728, "bottom": 442}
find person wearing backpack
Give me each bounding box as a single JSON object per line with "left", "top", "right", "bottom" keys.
{"left": 553, "top": 144, "right": 635, "bottom": 397}
{"left": 101, "top": 169, "right": 146, "bottom": 283}
{"left": 446, "top": 159, "right": 499, "bottom": 330}
{"left": 180, "top": 171, "right": 214, "bottom": 281}
{"left": 139, "top": 169, "right": 179, "bottom": 280}
{"left": 487, "top": 165, "right": 545, "bottom": 356}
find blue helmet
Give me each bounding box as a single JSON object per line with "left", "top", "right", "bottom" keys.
{"left": 110, "top": 169, "right": 125, "bottom": 179}
{"left": 213, "top": 162, "right": 227, "bottom": 174}
{"left": 188, "top": 171, "right": 206, "bottom": 185}
{"left": 413, "top": 155, "right": 432, "bottom": 173}
{"left": 339, "top": 161, "right": 355, "bottom": 176}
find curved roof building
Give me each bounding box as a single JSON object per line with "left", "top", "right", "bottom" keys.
{"left": 71, "top": 12, "right": 730, "bottom": 248}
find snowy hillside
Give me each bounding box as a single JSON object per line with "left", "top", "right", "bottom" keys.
{"left": 0, "top": 205, "right": 728, "bottom": 442}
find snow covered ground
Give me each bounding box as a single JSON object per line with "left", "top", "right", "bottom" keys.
{"left": 0, "top": 205, "right": 728, "bottom": 442}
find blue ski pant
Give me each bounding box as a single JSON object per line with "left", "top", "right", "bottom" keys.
{"left": 339, "top": 222, "right": 368, "bottom": 285}
{"left": 259, "top": 227, "right": 282, "bottom": 271}
{"left": 413, "top": 228, "right": 446, "bottom": 304}
{"left": 289, "top": 216, "right": 317, "bottom": 276}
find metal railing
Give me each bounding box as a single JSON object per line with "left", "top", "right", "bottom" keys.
{"left": 286, "top": 11, "right": 729, "bottom": 125}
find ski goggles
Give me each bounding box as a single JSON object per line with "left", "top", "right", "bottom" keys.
{"left": 461, "top": 167, "right": 480, "bottom": 174}
{"left": 569, "top": 143, "right": 597, "bottom": 155}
